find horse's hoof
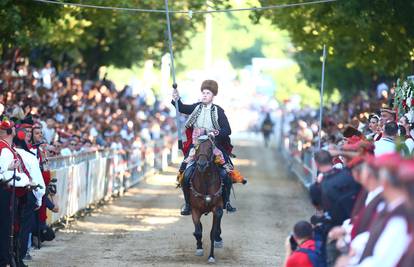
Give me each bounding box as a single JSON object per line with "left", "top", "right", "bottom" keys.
{"left": 208, "top": 257, "right": 216, "bottom": 263}
{"left": 214, "top": 240, "right": 223, "bottom": 248}
{"left": 195, "top": 249, "right": 204, "bottom": 256}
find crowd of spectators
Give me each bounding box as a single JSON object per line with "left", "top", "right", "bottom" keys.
{"left": 282, "top": 87, "right": 414, "bottom": 267}
{"left": 0, "top": 57, "right": 177, "bottom": 266}
{"left": 0, "top": 58, "right": 176, "bottom": 158}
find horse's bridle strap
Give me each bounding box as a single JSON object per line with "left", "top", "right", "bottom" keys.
{"left": 189, "top": 179, "right": 223, "bottom": 200}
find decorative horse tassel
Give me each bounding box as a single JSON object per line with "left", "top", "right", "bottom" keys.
{"left": 229, "top": 169, "right": 247, "bottom": 184}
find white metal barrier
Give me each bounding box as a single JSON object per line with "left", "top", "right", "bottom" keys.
{"left": 277, "top": 110, "right": 317, "bottom": 189}
{"left": 46, "top": 138, "right": 179, "bottom": 224}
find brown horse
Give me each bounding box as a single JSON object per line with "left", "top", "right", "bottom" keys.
{"left": 188, "top": 135, "right": 224, "bottom": 263}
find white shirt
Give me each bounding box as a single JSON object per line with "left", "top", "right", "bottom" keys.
{"left": 42, "top": 126, "right": 56, "bottom": 144}
{"left": 110, "top": 142, "right": 123, "bottom": 150}
{"left": 120, "top": 129, "right": 134, "bottom": 141}
{"left": 376, "top": 82, "right": 388, "bottom": 99}
{"left": 16, "top": 148, "right": 46, "bottom": 207}
{"left": 89, "top": 127, "right": 98, "bottom": 137}
{"left": 194, "top": 103, "right": 215, "bottom": 132}
{"left": 365, "top": 187, "right": 383, "bottom": 206}
{"left": 374, "top": 137, "right": 395, "bottom": 156}
{"left": 349, "top": 199, "right": 411, "bottom": 267}
{"left": 0, "top": 143, "right": 31, "bottom": 187}
{"left": 405, "top": 138, "right": 414, "bottom": 154}
{"left": 41, "top": 67, "right": 54, "bottom": 89}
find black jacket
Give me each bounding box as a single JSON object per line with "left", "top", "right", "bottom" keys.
{"left": 171, "top": 98, "right": 232, "bottom": 152}
{"left": 310, "top": 168, "right": 361, "bottom": 226}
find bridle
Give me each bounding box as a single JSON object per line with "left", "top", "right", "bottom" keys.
{"left": 190, "top": 137, "right": 223, "bottom": 203}
{"left": 195, "top": 137, "right": 215, "bottom": 173}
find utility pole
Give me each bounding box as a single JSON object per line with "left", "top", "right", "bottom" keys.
{"left": 204, "top": 1, "right": 212, "bottom": 70}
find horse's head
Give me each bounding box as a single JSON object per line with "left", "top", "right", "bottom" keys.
{"left": 195, "top": 135, "right": 214, "bottom": 173}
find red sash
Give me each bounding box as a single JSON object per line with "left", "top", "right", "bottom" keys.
{"left": 183, "top": 128, "right": 193, "bottom": 155}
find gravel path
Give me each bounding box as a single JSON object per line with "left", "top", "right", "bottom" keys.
{"left": 31, "top": 137, "right": 313, "bottom": 267}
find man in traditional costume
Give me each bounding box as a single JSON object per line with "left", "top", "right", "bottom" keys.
{"left": 15, "top": 117, "right": 46, "bottom": 261}
{"left": 346, "top": 153, "right": 411, "bottom": 267}
{"left": 395, "top": 160, "right": 414, "bottom": 267}
{"left": 172, "top": 80, "right": 245, "bottom": 215}
{"left": 0, "top": 117, "right": 31, "bottom": 266}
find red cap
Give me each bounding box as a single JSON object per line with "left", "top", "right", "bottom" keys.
{"left": 373, "top": 153, "right": 402, "bottom": 173}
{"left": 398, "top": 159, "right": 414, "bottom": 182}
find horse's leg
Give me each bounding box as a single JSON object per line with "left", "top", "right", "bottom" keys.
{"left": 192, "top": 210, "right": 203, "bottom": 256}
{"left": 214, "top": 207, "right": 223, "bottom": 248}
{"left": 208, "top": 208, "right": 223, "bottom": 263}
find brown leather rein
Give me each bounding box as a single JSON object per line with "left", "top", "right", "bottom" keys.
{"left": 189, "top": 138, "right": 223, "bottom": 203}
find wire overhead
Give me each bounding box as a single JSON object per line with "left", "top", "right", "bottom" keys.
{"left": 33, "top": 0, "right": 338, "bottom": 14}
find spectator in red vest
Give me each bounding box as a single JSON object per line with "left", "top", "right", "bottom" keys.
{"left": 395, "top": 159, "right": 414, "bottom": 267}
{"left": 346, "top": 153, "right": 411, "bottom": 267}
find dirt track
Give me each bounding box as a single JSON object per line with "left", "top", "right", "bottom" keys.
{"left": 31, "top": 136, "right": 313, "bottom": 267}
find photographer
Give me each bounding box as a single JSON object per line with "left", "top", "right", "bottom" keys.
{"left": 30, "top": 122, "right": 59, "bottom": 246}
{"left": 283, "top": 220, "right": 322, "bottom": 267}
{"left": 32, "top": 178, "right": 59, "bottom": 247}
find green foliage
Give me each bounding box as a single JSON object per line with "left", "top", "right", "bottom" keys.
{"left": 1, "top": 0, "right": 230, "bottom": 79}
{"left": 228, "top": 39, "right": 265, "bottom": 69}
{"left": 175, "top": 3, "right": 326, "bottom": 107}
{"left": 0, "top": 0, "right": 61, "bottom": 58}
{"left": 394, "top": 78, "right": 414, "bottom": 118}
{"left": 253, "top": 0, "right": 414, "bottom": 96}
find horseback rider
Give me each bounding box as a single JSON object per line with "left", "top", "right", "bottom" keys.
{"left": 172, "top": 80, "right": 244, "bottom": 215}
{"left": 261, "top": 112, "right": 274, "bottom": 147}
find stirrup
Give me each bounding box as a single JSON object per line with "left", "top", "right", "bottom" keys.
{"left": 181, "top": 204, "right": 191, "bottom": 216}
{"left": 225, "top": 202, "right": 236, "bottom": 213}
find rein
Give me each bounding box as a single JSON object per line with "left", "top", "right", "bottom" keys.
{"left": 190, "top": 138, "right": 223, "bottom": 203}
{"left": 189, "top": 176, "right": 223, "bottom": 202}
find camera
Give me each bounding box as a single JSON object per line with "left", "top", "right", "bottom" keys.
{"left": 289, "top": 235, "right": 298, "bottom": 251}
{"left": 310, "top": 213, "right": 332, "bottom": 226}
{"left": 46, "top": 178, "right": 57, "bottom": 195}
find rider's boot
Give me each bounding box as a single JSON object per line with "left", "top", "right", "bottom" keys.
{"left": 180, "top": 163, "right": 195, "bottom": 216}
{"left": 219, "top": 168, "right": 237, "bottom": 213}
{"left": 181, "top": 186, "right": 191, "bottom": 215}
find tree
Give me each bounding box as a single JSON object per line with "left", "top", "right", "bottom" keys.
{"left": 1, "top": 0, "right": 231, "bottom": 79}
{"left": 228, "top": 39, "right": 265, "bottom": 69}
{"left": 252, "top": 0, "right": 414, "bottom": 96}
{"left": 0, "top": 0, "right": 61, "bottom": 60}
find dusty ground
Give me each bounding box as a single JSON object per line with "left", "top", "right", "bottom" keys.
{"left": 30, "top": 136, "right": 313, "bottom": 267}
